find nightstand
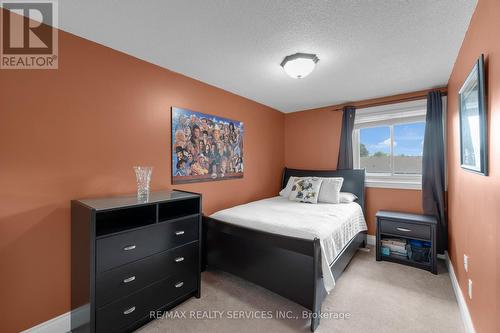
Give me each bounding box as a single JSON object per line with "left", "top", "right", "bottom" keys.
{"left": 376, "top": 210, "right": 437, "bottom": 274}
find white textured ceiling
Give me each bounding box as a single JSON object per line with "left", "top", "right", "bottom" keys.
{"left": 57, "top": 0, "right": 476, "bottom": 112}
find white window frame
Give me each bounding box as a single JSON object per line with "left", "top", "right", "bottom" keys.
{"left": 353, "top": 99, "right": 428, "bottom": 190}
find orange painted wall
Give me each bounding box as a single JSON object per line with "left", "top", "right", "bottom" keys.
{"left": 0, "top": 28, "right": 284, "bottom": 332}
{"left": 446, "top": 0, "right": 500, "bottom": 331}
{"left": 284, "top": 106, "right": 423, "bottom": 234}
{"left": 364, "top": 187, "right": 422, "bottom": 235}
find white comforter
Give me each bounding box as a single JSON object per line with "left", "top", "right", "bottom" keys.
{"left": 210, "top": 196, "right": 367, "bottom": 292}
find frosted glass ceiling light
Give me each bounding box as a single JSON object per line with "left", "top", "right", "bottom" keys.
{"left": 280, "top": 53, "right": 319, "bottom": 79}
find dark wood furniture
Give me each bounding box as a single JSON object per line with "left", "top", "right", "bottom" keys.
{"left": 71, "top": 190, "right": 202, "bottom": 333}
{"left": 203, "top": 168, "right": 367, "bottom": 332}
{"left": 376, "top": 210, "right": 437, "bottom": 274}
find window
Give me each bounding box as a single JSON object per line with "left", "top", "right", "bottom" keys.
{"left": 358, "top": 126, "right": 392, "bottom": 174}
{"left": 394, "top": 122, "right": 426, "bottom": 174}
{"left": 353, "top": 100, "right": 428, "bottom": 189}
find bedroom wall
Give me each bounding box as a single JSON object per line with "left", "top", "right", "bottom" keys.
{"left": 284, "top": 101, "right": 423, "bottom": 235}
{"left": 0, "top": 25, "right": 284, "bottom": 332}
{"left": 447, "top": 0, "right": 500, "bottom": 331}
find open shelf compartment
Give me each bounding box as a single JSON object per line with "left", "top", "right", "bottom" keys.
{"left": 380, "top": 234, "right": 432, "bottom": 266}
{"left": 96, "top": 204, "right": 156, "bottom": 236}
{"left": 158, "top": 197, "right": 200, "bottom": 222}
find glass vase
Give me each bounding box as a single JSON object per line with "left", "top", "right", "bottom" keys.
{"left": 133, "top": 166, "right": 153, "bottom": 201}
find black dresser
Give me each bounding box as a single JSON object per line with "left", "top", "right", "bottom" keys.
{"left": 376, "top": 210, "right": 437, "bottom": 274}
{"left": 71, "top": 190, "right": 202, "bottom": 333}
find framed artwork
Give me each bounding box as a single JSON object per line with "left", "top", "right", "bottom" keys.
{"left": 459, "top": 54, "right": 487, "bottom": 175}
{"left": 171, "top": 107, "right": 244, "bottom": 184}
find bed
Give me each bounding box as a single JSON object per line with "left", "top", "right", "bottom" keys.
{"left": 203, "top": 168, "right": 367, "bottom": 331}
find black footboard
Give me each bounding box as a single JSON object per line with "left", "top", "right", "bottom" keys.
{"left": 204, "top": 216, "right": 320, "bottom": 310}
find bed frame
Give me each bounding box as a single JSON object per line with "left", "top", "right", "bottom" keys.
{"left": 203, "top": 168, "right": 366, "bottom": 331}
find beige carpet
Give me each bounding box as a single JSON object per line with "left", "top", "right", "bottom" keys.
{"left": 138, "top": 247, "right": 463, "bottom": 333}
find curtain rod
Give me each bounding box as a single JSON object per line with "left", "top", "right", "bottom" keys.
{"left": 330, "top": 87, "right": 448, "bottom": 112}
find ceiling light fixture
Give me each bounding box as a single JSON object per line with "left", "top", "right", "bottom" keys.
{"left": 280, "top": 53, "right": 319, "bottom": 79}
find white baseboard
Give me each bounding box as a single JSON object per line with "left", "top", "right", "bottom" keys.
{"left": 21, "top": 303, "right": 90, "bottom": 333}
{"left": 366, "top": 234, "right": 376, "bottom": 246}
{"left": 445, "top": 251, "right": 475, "bottom": 333}
{"left": 21, "top": 311, "right": 70, "bottom": 333}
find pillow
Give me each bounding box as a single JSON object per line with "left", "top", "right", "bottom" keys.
{"left": 288, "top": 177, "right": 323, "bottom": 204}
{"left": 318, "top": 177, "right": 344, "bottom": 204}
{"left": 279, "top": 176, "right": 296, "bottom": 197}
{"left": 339, "top": 192, "right": 358, "bottom": 203}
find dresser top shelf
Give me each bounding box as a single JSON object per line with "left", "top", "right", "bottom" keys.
{"left": 75, "top": 190, "right": 200, "bottom": 211}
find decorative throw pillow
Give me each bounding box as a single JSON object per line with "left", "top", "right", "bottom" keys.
{"left": 288, "top": 177, "right": 323, "bottom": 204}
{"left": 339, "top": 192, "right": 358, "bottom": 203}
{"left": 318, "top": 177, "right": 344, "bottom": 204}
{"left": 279, "top": 176, "right": 297, "bottom": 197}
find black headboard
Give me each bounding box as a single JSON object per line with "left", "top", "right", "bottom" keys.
{"left": 281, "top": 168, "right": 366, "bottom": 213}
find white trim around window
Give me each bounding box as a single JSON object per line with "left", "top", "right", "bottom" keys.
{"left": 353, "top": 99, "right": 427, "bottom": 190}
{"left": 364, "top": 176, "right": 422, "bottom": 190}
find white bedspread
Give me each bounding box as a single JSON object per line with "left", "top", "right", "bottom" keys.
{"left": 210, "top": 196, "right": 367, "bottom": 292}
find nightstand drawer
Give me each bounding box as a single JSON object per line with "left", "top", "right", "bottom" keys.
{"left": 380, "top": 219, "right": 430, "bottom": 240}
{"left": 96, "top": 241, "right": 198, "bottom": 308}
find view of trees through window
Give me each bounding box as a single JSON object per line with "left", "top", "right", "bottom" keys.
{"left": 358, "top": 122, "right": 425, "bottom": 174}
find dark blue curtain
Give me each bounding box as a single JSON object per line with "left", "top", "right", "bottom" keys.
{"left": 422, "top": 91, "right": 446, "bottom": 254}
{"left": 337, "top": 106, "right": 356, "bottom": 169}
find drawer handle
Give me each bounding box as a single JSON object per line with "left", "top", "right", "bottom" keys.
{"left": 175, "top": 230, "right": 185, "bottom": 236}
{"left": 396, "top": 227, "right": 412, "bottom": 232}
{"left": 123, "top": 306, "right": 136, "bottom": 315}
{"left": 175, "top": 256, "right": 185, "bottom": 263}
{"left": 175, "top": 281, "right": 184, "bottom": 288}
{"left": 123, "top": 276, "right": 136, "bottom": 283}
{"left": 123, "top": 245, "right": 136, "bottom": 251}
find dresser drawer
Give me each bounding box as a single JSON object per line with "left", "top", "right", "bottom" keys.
{"left": 97, "top": 215, "right": 199, "bottom": 272}
{"left": 379, "top": 219, "right": 430, "bottom": 240}
{"left": 96, "top": 241, "right": 198, "bottom": 308}
{"left": 96, "top": 272, "right": 197, "bottom": 333}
